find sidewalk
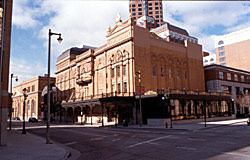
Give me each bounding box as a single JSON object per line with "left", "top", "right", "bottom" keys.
{"left": 119, "top": 118, "right": 248, "bottom": 131}
{"left": 0, "top": 130, "right": 69, "bottom": 160}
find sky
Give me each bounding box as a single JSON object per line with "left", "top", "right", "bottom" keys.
{"left": 10, "top": 0, "right": 250, "bottom": 87}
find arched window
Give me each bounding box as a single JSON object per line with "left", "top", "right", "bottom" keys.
{"left": 17, "top": 103, "right": 20, "bottom": 116}
{"left": 204, "top": 60, "right": 208, "bottom": 63}
{"left": 31, "top": 99, "right": 35, "bottom": 116}
{"left": 210, "top": 58, "right": 214, "bottom": 62}
{"left": 218, "top": 40, "right": 224, "bottom": 45}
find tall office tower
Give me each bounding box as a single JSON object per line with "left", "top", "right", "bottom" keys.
{"left": 215, "top": 27, "right": 250, "bottom": 72}
{"left": 0, "top": 0, "right": 13, "bottom": 146}
{"left": 129, "top": 0, "right": 163, "bottom": 27}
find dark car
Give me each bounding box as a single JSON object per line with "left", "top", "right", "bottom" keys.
{"left": 247, "top": 118, "right": 250, "bottom": 125}
{"left": 29, "top": 117, "right": 38, "bottom": 123}
{"left": 13, "top": 117, "right": 20, "bottom": 120}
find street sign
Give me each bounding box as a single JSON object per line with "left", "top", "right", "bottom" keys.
{"left": 136, "top": 86, "right": 145, "bottom": 95}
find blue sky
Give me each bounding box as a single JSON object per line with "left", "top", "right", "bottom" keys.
{"left": 10, "top": 1, "right": 250, "bottom": 87}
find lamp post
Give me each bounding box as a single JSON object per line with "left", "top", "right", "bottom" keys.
{"left": 9, "top": 73, "right": 18, "bottom": 130}
{"left": 135, "top": 71, "right": 142, "bottom": 127}
{"left": 203, "top": 100, "right": 207, "bottom": 127}
{"left": 163, "top": 93, "right": 173, "bottom": 128}
{"left": 22, "top": 88, "right": 28, "bottom": 134}
{"left": 47, "top": 29, "right": 63, "bottom": 144}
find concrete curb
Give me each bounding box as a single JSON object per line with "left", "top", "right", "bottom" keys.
{"left": 198, "top": 120, "right": 247, "bottom": 130}
{"left": 111, "top": 119, "right": 248, "bottom": 131}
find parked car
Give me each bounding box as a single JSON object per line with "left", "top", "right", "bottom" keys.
{"left": 247, "top": 118, "right": 250, "bottom": 125}
{"left": 50, "top": 117, "right": 55, "bottom": 122}
{"left": 29, "top": 117, "right": 38, "bottom": 123}
{"left": 13, "top": 117, "right": 20, "bottom": 120}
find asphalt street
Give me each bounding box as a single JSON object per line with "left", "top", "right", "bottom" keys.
{"left": 18, "top": 121, "right": 250, "bottom": 160}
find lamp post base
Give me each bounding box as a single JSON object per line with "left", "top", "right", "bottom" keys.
{"left": 21, "top": 130, "right": 26, "bottom": 134}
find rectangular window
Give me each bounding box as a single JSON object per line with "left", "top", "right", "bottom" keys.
{"left": 161, "top": 67, "right": 165, "bottom": 77}
{"left": 138, "top": 12, "right": 142, "bottom": 15}
{"left": 156, "top": 15, "right": 159, "bottom": 18}
{"left": 132, "top": 13, "right": 136, "bottom": 16}
{"left": 177, "top": 70, "right": 181, "bottom": 79}
{"left": 241, "top": 75, "right": 245, "bottom": 82}
{"left": 149, "top": 12, "right": 153, "bottom": 14}
{"left": 148, "top": 3, "right": 152, "bottom": 6}
{"left": 32, "top": 85, "right": 35, "bottom": 92}
{"left": 236, "top": 87, "right": 240, "bottom": 95}
{"left": 155, "top": 2, "right": 159, "bottom": 5}
{"left": 185, "top": 71, "right": 188, "bottom": 80}
{"left": 234, "top": 74, "right": 238, "bottom": 81}
{"left": 218, "top": 46, "right": 224, "bottom": 51}
{"left": 117, "top": 66, "right": 120, "bottom": 77}
{"left": 219, "top": 71, "right": 224, "bottom": 79}
{"left": 221, "top": 63, "right": 226, "bottom": 66}
{"left": 132, "top": 4, "right": 135, "bottom": 7}
{"left": 118, "top": 83, "right": 121, "bottom": 93}
{"left": 169, "top": 69, "right": 173, "bottom": 79}
{"left": 123, "top": 65, "right": 126, "bottom": 75}
{"left": 149, "top": 7, "right": 152, "bottom": 10}
{"left": 227, "top": 73, "right": 231, "bottom": 80}
{"left": 155, "top": 7, "right": 159, "bottom": 9}
{"left": 132, "top": 8, "right": 136, "bottom": 11}
{"left": 219, "top": 52, "right": 225, "bottom": 56}
{"left": 152, "top": 66, "right": 156, "bottom": 76}
{"left": 138, "top": 4, "right": 142, "bottom": 7}
{"left": 138, "top": 8, "right": 142, "bottom": 11}
{"left": 247, "top": 77, "right": 250, "bottom": 84}
{"left": 124, "top": 82, "right": 127, "bottom": 93}
{"left": 111, "top": 68, "right": 114, "bottom": 78}
{"left": 112, "top": 84, "right": 115, "bottom": 93}
{"left": 27, "top": 87, "right": 30, "bottom": 93}
{"left": 155, "top": 11, "right": 159, "bottom": 14}
{"left": 219, "top": 57, "right": 226, "bottom": 62}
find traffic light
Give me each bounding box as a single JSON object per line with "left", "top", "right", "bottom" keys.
{"left": 40, "top": 104, "right": 44, "bottom": 112}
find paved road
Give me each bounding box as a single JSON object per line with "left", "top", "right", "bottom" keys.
{"left": 21, "top": 121, "right": 250, "bottom": 160}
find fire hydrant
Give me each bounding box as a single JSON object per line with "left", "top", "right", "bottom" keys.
{"left": 165, "top": 121, "right": 168, "bottom": 128}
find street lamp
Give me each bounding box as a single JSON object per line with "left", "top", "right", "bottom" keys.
{"left": 22, "top": 88, "right": 28, "bottom": 134}
{"left": 163, "top": 92, "right": 173, "bottom": 128}
{"left": 47, "top": 29, "right": 63, "bottom": 144}
{"left": 81, "top": 111, "right": 83, "bottom": 125}
{"left": 135, "top": 71, "right": 142, "bottom": 127}
{"left": 9, "top": 73, "right": 18, "bottom": 130}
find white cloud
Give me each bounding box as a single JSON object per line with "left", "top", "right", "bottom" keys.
{"left": 12, "top": 0, "right": 39, "bottom": 29}
{"left": 38, "top": 1, "right": 129, "bottom": 57}
{"left": 10, "top": 58, "right": 47, "bottom": 87}
{"left": 163, "top": 1, "right": 250, "bottom": 53}
{"left": 199, "top": 35, "right": 219, "bottom": 54}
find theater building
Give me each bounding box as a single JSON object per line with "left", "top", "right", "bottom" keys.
{"left": 12, "top": 76, "right": 56, "bottom": 120}
{"left": 55, "top": 15, "right": 232, "bottom": 125}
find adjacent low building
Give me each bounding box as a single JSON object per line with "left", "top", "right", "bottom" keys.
{"left": 203, "top": 54, "right": 216, "bottom": 66}
{"left": 12, "top": 76, "right": 56, "bottom": 120}
{"left": 205, "top": 64, "right": 250, "bottom": 117}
